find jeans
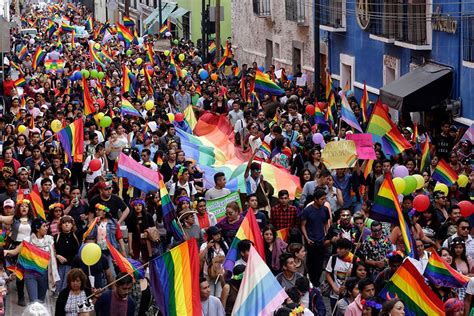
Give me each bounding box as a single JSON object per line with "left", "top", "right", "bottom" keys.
{"left": 56, "top": 264, "right": 71, "bottom": 294}
{"left": 24, "top": 272, "right": 48, "bottom": 302}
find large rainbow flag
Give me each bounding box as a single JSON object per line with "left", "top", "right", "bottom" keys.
{"left": 254, "top": 69, "right": 284, "bottom": 96}
{"left": 380, "top": 259, "right": 445, "bottom": 316}
{"left": 432, "top": 159, "right": 459, "bottom": 186}
{"left": 424, "top": 250, "right": 470, "bottom": 288}
{"left": 57, "top": 118, "right": 84, "bottom": 163}
{"left": 121, "top": 97, "right": 141, "bottom": 117}
{"left": 149, "top": 239, "right": 201, "bottom": 316}
{"left": 18, "top": 241, "right": 50, "bottom": 276}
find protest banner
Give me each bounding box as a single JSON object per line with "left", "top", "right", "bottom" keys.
{"left": 322, "top": 140, "right": 358, "bottom": 169}
{"left": 206, "top": 191, "right": 242, "bottom": 221}
{"left": 346, "top": 133, "right": 376, "bottom": 159}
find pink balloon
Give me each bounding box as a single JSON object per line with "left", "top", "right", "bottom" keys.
{"left": 312, "top": 133, "right": 324, "bottom": 145}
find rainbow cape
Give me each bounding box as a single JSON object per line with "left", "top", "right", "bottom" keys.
{"left": 18, "top": 241, "right": 50, "bottom": 277}
{"left": 32, "top": 47, "right": 46, "bottom": 69}
{"left": 223, "top": 209, "right": 265, "bottom": 272}
{"left": 424, "top": 250, "right": 470, "bottom": 288}
{"left": 149, "top": 239, "right": 201, "bottom": 316}
{"left": 105, "top": 239, "right": 144, "bottom": 280}
{"left": 254, "top": 69, "right": 284, "bottom": 96}
{"left": 57, "top": 118, "right": 84, "bottom": 163}
{"left": 82, "top": 77, "right": 95, "bottom": 116}
{"left": 341, "top": 94, "right": 363, "bottom": 132}
{"left": 432, "top": 159, "right": 459, "bottom": 186}
{"left": 380, "top": 259, "right": 445, "bottom": 316}
{"left": 121, "top": 97, "right": 140, "bottom": 117}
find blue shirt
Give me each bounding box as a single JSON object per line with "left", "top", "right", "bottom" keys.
{"left": 300, "top": 204, "right": 330, "bottom": 243}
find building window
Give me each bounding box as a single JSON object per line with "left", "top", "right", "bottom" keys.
{"left": 369, "top": 0, "right": 399, "bottom": 39}
{"left": 182, "top": 12, "right": 191, "bottom": 41}
{"left": 253, "top": 0, "right": 271, "bottom": 16}
{"left": 463, "top": 16, "right": 474, "bottom": 62}
{"left": 285, "top": 0, "right": 305, "bottom": 23}
{"left": 274, "top": 42, "right": 280, "bottom": 59}
{"left": 320, "top": 0, "right": 345, "bottom": 30}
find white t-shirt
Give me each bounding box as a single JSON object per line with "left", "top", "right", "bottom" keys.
{"left": 168, "top": 181, "right": 197, "bottom": 198}
{"left": 325, "top": 255, "right": 352, "bottom": 299}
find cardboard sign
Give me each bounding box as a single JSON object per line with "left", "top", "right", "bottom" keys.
{"left": 346, "top": 133, "right": 376, "bottom": 159}
{"left": 322, "top": 140, "right": 358, "bottom": 169}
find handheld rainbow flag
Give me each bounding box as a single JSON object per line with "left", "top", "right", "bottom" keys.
{"left": 341, "top": 94, "right": 363, "bottom": 132}
{"left": 380, "top": 259, "right": 445, "bottom": 316}
{"left": 32, "top": 47, "right": 46, "bottom": 70}
{"left": 61, "top": 23, "right": 74, "bottom": 33}
{"left": 82, "top": 77, "right": 95, "bottom": 116}
{"left": 254, "top": 69, "right": 285, "bottom": 96}
{"left": 420, "top": 139, "right": 430, "bottom": 172}
{"left": 143, "top": 64, "right": 154, "bottom": 94}
{"left": 360, "top": 82, "right": 369, "bottom": 123}
{"left": 14, "top": 77, "right": 26, "bottom": 87}
{"left": 424, "top": 250, "right": 470, "bottom": 288}
{"left": 7, "top": 264, "right": 24, "bottom": 280}
{"left": 44, "top": 59, "right": 65, "bottom": 73}
{"left": 18, "top": 44, "right": 28, "bottom": 60}
{"left": 85, "top": 16, "right": 94, "bottom": 32}
{"left": 146, "top": 43, "right": 154, "bottom": 65}
{"left": 223, "top": 209, "right": 265, "bottom": 272}
{"left": 158, "top": 170, "right": 184, "bottom": 240}
{"left": 89, "top": 43, "right": 105, "bottom": 69}
{"left": 106, "top": 239, "right": 144, "bottom": 280}
{"left": 432, "top": 159, "right": 459, "bottom": 186}
{"left": 149, "top": 239, "right": 201, "bottom": 316}
{"left": 10, "top": 60, "right": 21, "bottom": 71}
{"left": 116, "top": 22, "right": 134, "bottom": 48}
{"left": 325, "top": 71, "right": 332, "bottom": 100}
{"left": 99, "top": 49, "right": 114, "bottom": 64}
{"left": 29, "top": 186, "right": 46, "bottom": 220}
{"left": 57, "top": 118, "right": 85, "bottom": 163}
{"left": 121, "top": 97, "right": 141, "bottom": 117}
{"left": 276, "top": 228, "right": 290, "bottom": 242}
{"left": 158, "top": 19, "right": 170, "bottom": 37}
{"left": 216, "top": 41, "right": 231, "bottom": 69}
{"left": 123, "top": 16, "right": 135, "bottom": 28}
{"left": 17, "top": 241, "right": 50, "bottom": 277}
{"left": 208, "top": 42, "right": 216, "bottom": 59}
{"left": 363, "top": 160, "right": 374, "bottom": 180}
{"left": 325, "top": 93, "right": 336, "bottom": 131}
{"left": 240, "top": 74, "right": 246, "bottom": 100}
{"left": 121, "top": 64, "right": 135, "bottom": 97}
{"left": 258, "top": 142, "right": 272, "bottom": 158}
{"left": 232, "top": 246, "right": 288, "bottom": 316}
{"left": 45, "top": 21, "right": 57, "bottom": 38}
{"left": 315, "top": 104, "right": 326, "bottom": 125}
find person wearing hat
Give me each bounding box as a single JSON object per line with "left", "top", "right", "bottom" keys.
{"left": 2, "top": 199, "right": 14, "bottom": 216}
{"left": 199, "top": 226, "right": 228, "bottom": 296}
{"left": 88, "top": 180, "right": 130, "bottom": 225}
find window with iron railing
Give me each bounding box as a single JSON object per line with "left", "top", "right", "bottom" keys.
{"left": 463, "top": 16, "right": 474, "bottom": 62}
{"left": 369, "top": 0, "right": 399, "bottom": 39}
{"left": 285, "top": 0, "right": 305, "bottom": 23}
{"left": 253, "top": 0, "right": 271, "bottom": 16}
{"left": 320, "top": 0, "right": 344, "bottom": 29}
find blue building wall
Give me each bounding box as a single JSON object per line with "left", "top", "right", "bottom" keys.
{"left": 323, "top": 0, "right": 474, "bottom": 121}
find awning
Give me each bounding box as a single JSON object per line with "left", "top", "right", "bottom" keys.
{"left": 144, "top": 2, "right": 176, "bottom": 32}
{"left": 169, "top": 7, "right": 190, "bottom": 23}
{"left": 379, "top": 63, "right": 453, "bottom": 112}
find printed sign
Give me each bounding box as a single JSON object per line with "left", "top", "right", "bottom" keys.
{"left": 206, "top": 191, "right": 242, "bottom": 220}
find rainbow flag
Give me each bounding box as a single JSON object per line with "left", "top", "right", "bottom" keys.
{"left": 45, "top": 21, "right": 56, "bottom": 38}
{"left": 56, "top": 37, "right": 63, "bottom": 52}
{"left": 234, "top": 66, "right": 241, "bottom": 78}
{"left": 363, "top": 160, "right": 374, "bottom": 180}
{"left": 325, "top": 93, "right": 335, "bottom": 130}
{"left": 158, "top": 170, "right": 184, "bottom": 240}
{"left": 341, "top": 94, "right": 363, "bottom": 132}
{"left": 44, "top": 59, "right": 65, "bottom": 73}
{"left": 61, "top": 23, "right": 74, "bottom": 33}
{"left": 82, "top": 217, "right": 99, "bottom": 241}
{"left": 240, "top": 75, "right": 246, "bottom": 100}
{"left": 254, "top": 69, "right": 284, "bottom": 96}
{"left": 208, "top": 42, "right": 216, "bottom": 58}
{"left": 89, "top": 43, "right": 105, "bottom": 69}
{"left": 28, "top": 186, "right": 45, "bottom": 220}
{"left": 14, "top": 77, "right": 26, "bottom": 87}
{"left": 424, "top": 250, "right": 470, "bottom": 288}
{"left": 57, "top": 118, "right": 84, "bottom": 163}
{"left": 380, "top": 259, "right": 445, "bottom": 316}
{"left": 17, "top": 241, "right": 50, "bottom": 277}
{"left": 85, "top": 16, "right": 94, "bottom": 31}
{"left": 143, "top": 64, "right": 154, "bottom": 94}
{"left": 116, "top": 22, "right": 134, "bottom": 48}
{"left": 366, "top": 100, "right": 392, "bottom": 136}
{"left": 106, "top": 239, "right": 143, "bottom": 280}
{"left": 276, "top": 228, "right": 289, "bottom": 242}
{"left": 360, "top": 82, "right": 369, "bottom": 123}
{"left": 232, "top": 246, "right": 288, "bottom": 316}
{"left": 10, "top": 60, "right": 21, "bottom": 71}
{"left": 420, "top": 139, "right": 430, "bottom": 172}
{"left": 7, "top": 264, "right": 24, "bottom": 281}
{"left": 146, "top": 43, "right": 154, "bottom": 65}
{"left": 216, "top": 41, "right": 231, "bottom": 69}
{"left": 121, "top": 97, "right": 140, "bottom": 117}
{"left": 159, "top": 19, "right": 170, "bottom": 37}
{"left": 432, "top": 159, "right": 459, "bottom": 186}
{"left": 315, "top": 104, "right": 326, "bottom": 125}
{"left": 82, "top": 77, "right": 95, "bottom": 116}
{"left": 412, "top": 123, "right": 418, "bottom": 145}
{"left": 372, "top": 174, "right": 414, "bottom": 257}
{"left": 32, "top": 47, "right": 46, "bottom": 69}
{"left": 99, "top": 49, "right": 114, "bottom": 64}
{"left": 325, "top": 71, "right": 332, "bottom": 100}
{"left": 259, "top": 142, "right": 271, "bottom": 158}
{"left": 123, "top": 16, "right": 135, "bottom": 28}
{"left": 223, "top": 210, "right": 265, "bottom": 272}
{"left": 149, "top": 239, "right": 201, "bottom": 316}
{"left": 121, "top": 64, "right": 135, "bottom": 97}
{"left": 168, "top": 53, "right": 177, "bottom": 75}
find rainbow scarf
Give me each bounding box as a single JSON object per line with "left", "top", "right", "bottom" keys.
{"left": 432, "top": 159, "right": 459, "bottom": 186}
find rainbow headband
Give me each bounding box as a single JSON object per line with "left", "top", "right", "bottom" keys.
{"left": 18, "top": 199, "right": 30, "bottom": 205}
{"left": 49, "top": 203, "right": 64, "bottom": 210}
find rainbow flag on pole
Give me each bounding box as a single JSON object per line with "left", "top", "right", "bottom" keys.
{"left": 17, "top": 241, "right": 50, "bottom": 277}
{"left": 82, "top": 77, "right": 95, "bottom": 116}
{"left": 121, "top": 97, "right": 141, "bottom": 117}
{"left": 325, "top": 71, "right": 332, "bottom": 100}
{"left": 57, "top": 118, "right": 84, "bottom": 163}
{"left": 420, "top": 139, "right": 430, "bottom": 172}
{"left": 18, "top": 45, "right": 28, "bottom": 60}
{"left": 424, "top": 250, "right": 470, "bottom": 288}
{"left": 149, "top": 239, "right": 201, "bottom": 316}
{"left": 232, "top": 246, "right": 288, "bottom": 316}
{"left": 121, "top": 64, "right": 135, "bottom": 96}
{"left": 106, "top": 239, "right": 144, "bottom": 280}
{"left": 432, "top": 159, "right": 459, "bottom": 186}
{"left": 341, "top": 94, "right": 363, "bottom": 132}
{"left": 89, "top": 43, "right": 105, "bottom": 69}
{"left": 380, "top": 259, "right": 445, "bottom": 316}
{"left": 158, "top": 170, "right": 184, "bottom": 240}
{"left": 259, "top": 142, "right": 272, "bottom": 158}
{"left": 29, "top": 186, "right": 46, "bottom": 220}
{"left": 254, "top": 69, "right": 285, "bottom": 96}
{"left": 14, "top": 77, "right": 26, "bottom": 87}
{"left": 61, "top": 23, "right": 74, "bottom": 33}
{"left": 123, "top": 16, "right": 135, "bottom": 28}
{"left": 360, "top": 82, "right": 369, "bottom": 123}
{"left": 32, "top": 47, "right": 46, "bottom": 69}
{"left": 116, "top": 22, "right": 134, "bottom": 48}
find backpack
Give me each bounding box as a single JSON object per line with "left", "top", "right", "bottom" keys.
{"left": 207, "top": 255, "right": 225, "bottom": 281}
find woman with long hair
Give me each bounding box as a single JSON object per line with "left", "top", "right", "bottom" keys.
{"left": 304, "top": 148, "right": 323, "bottom": 178}
{"left": 430, "top": 248, "right": 458, "bottom": 302}
{"left": 450, "top": 238, "right": 473, "bottom": 299}
{"left": 416, "top": 207, "right": 441, "bottom": 245}
{"left": 126, "top": 199, "right": 154, "bottom": 262}
{"left": 200, "top": 226, "right": 229, "bottom": 296}
{"left": 262, "top": 224, "right": 288, "bottom": 275}
{"left": 287, "top": 243, "right": 308, "bottom": 276}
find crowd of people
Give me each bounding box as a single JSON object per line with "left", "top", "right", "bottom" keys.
{"left": 0, "top": 1, "right": 473, "bottom": 316}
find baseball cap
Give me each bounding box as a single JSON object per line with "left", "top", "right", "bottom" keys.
{"left": 98, "top": 181, "right": 113, "bottom": 190}
{"left": 3, "top": 199, "right": 14, "bottom": 208}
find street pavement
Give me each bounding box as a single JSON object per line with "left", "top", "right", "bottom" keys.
{"left": 6, "top": 282, "right": 56, "bottom": 315}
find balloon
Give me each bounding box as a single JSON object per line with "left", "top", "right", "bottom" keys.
{"left": 258, "top": 66, "right": 265, "bottom": 72}
{"left": 81, "top": 243, "right": 102, "bottom": 266}
{"left": 74, "top": 71, "right": 82, "bottom": 80}
{"left": 413, "top": 195, "right": 430, "bottom": 212}
{"left": 179, "top": 53, "right": 185, "bottom": 61}
{"left": 198, "top": 69, "right": 204, "bottom": 74}
{"left": 145, "top": 100, "right": 154, "bottom": 111}
{"left": 96, "top": 98, "right": 105, "bottom": 109}
{"left": 29, "top": 38, "right": 35, "bottom": 45}
{"left": 312, "top": 133, "right": 324, "bottom": 145}
{"left": 99, "top": 116, "right": 112, "bottom": 128}
{"left": 200, "top": 70, "right": 209, "bottom": 80}
{"left": 320, "top": 141, "right": 326, "bottom": 149}
{"left": 434, "top": 182, "right": 449, "bottom": 196}
{"left": 305, "top": 105, "right": 315, "bottom": 116}
{"left": 90, "top": 69, "right": 98, "bottom": 79}
{"left": 89, "top": 159, "right": 101, "bottom": 172}
{"left": 96, "top": 112, "right": 105, "bottom": 120}
{"left": 50, "top": 120, "right": 63, "bottom": 133}
{"left": 18, "top": 125, "right": 27, "bottom": 133}
{"left": 167, "top": 113, "right": 175, "bottom": 122}
{"left": 210, "top": 73, "right": 218, "bottom": 81}
{"left": 459, "top": 201, "right": 474, "bottom": 217}
{"left": 173, "top": 39, "right": 179, "bottom": 45}
{"left": 139, "top": 69, "right": 144, "bottom": 76}
{"left": 175, "top": 113, "right": 184, "bottom": 122}
{"left": 164, "top": 50, "right": 170, "bottom": 56}
{"left": 136, "top": 57, "right": 143, "bottom": 65}
{"left": 458, "top": 174, "right": 469, "bottom": 188}
{"left": 181, "top": 69, "right": 188, "bottom": 78}
{"left": 403, "top": 176, "right": 417, "bottom": 195}
{"left": 393, "top": 177, "right": 406, "bottom": 195}
{"left": 287, "top": 75, "right": 294, "bottom": 81}
{"left": 82, "top": 69, "right": 90, "bottom": 79}
{"left": 94, "top": 43, "right": 100, "bottom": 50}
{"left": 413, "top": 174, "right": 424, "bottom": 190}
{"left": 165, "top": 31, "right": 171, "bottom": 37}
{"left": 126, "top": 49, "right": 133, "bottom": 56}
{"left": 98, "top": 71, "right": 105, "bottom": 80}
{"left": 393, "top": 165, "right": 409, "bottom": 178}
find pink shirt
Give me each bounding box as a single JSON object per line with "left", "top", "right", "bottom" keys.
{"left": 345, "top": 294, "right": 363, "bottom": 316}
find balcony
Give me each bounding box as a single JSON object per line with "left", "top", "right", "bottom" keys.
{"left": 320, "top": 0, "right": 345, "bottom": 32}
{"left": 285, "top": 0, "right": 306, "bottom": 24}
{"left": 253, "top": 0, "right": 271, "bottom": 17}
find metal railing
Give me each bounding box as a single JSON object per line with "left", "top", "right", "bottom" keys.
{"left": 464, "top": 16, "right": 474, "bottom": 62}
{"left": 285, "top": 0, "right": 305, "bottom": 23}
{"left": 253, "top": 0, "right": 271, "bottom": 17}
{"left": 320, "top": 0, "right": 344, "bottom": 28}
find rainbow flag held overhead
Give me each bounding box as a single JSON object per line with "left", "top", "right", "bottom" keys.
{"left": 106, "top": 239, "right": 144, "bottom": 280}
{"left": 82, "top": 77, "right": 95, "bottom": 116}
{"left": 18, "top": 44, "right": 28, "bottom": 60}
{"left": 146, "top": 43, "right": 154, "bottom": 65}
{"left": 216, "top": 41, "right": 231, "bottom": 69}
{"left": 28, "top": 186, "right": 46, "bottom": 220}
{"left": 89, "top": 43, "right": 105, "bottom": 69}
{"left": 45, "top": 21, "right": 57, "bottom": 38}
{"left": 315, "top": 105, "right": 326, "bottom": 125}
{"left": 232, "top": 246, "right": 288, "bottom": 316}
{"left": 223, "top": 210, "right": 265, "bottom": 272}
{"left": 380, "top": 259, "right": 445, "bottom": 316}
{"left": 121, "top": 97, "right": 141, "bottom": 117}
{"left": 360, "top": 82, "right": 369, "bottom": 123}
{"left": 420, "top": 139, "right": 430, "bottom": 172}
{"left": 424, "top": 250, "right": 470, "bottom": 288}
{"left": 432, "top": 159, "right": 459, "bottom": 186}
{"left": 85, "top": 16, "right": 94, "bottom": 31}
{"left": 325, "top": 71, "right": 332, "bottom": 100}
{"left": 123, "top": 16, "right": 135, "bottom": 28}
{"left": 14, "top": 77, "right": 26, "bottom": 87}
{"left": 17, "top": 241, "right": 50, "bottom": 277}
{"left": 10, "top": 60, "right": 21, "bottom": 71}
{"left": 159, "top": 19, "right": 170, "bottom": 37}
{"left": 116, "top": 22, "right": 134, "bottom": 48}
{"left": 259, "top": 142, "right": 271, "bottom": 158}
{"left": 254, "top": 69, "right": 285, "bottom": 96}
{"left": 208, "top": 42, "right": 216, "bottom": 58}
{"left": 276, "top": 228, "right": 290, "bottom": 242}
{"left": 341, "top": 94, "right": 363, "bottom": 132}
{"left": 157, "top": 170, "right": 184, "bottom": 240}
{"left": 57, "top": 118, "right": 84, "bottom": 163}
{"left": 32, "top": 47, "right": 46, "bottom": 69}
{"left": 61, "top": 23, "right": 74, "bottom": 33}
{"left": 149, "top": 239, "right": 201, "bottom": 316}
{"left": 325, "top": 93, "right": 336, "bottom": 131}
{"left": 121, "top": 64, "right": 135, "bottom": 97}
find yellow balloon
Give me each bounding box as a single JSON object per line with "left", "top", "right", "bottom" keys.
{"left": 18, "top": 125, "right": 27, "bottom": 133}
{"left": 81, "top": 243, "right": 102, "bottom": 266}
{"left": 458, "top": 174, "right": 469, "bottom": 188}
{"left": 51, "top": 119, "right": 63, "bottom": 133}
{"left": 140, "top": 69, "right": 145, "bottom": 76}
{"left": 94, "top": 43, "right": 100, "bottom": 50}
{"left": 167, "top": 113, "right": 175, "bottom": 122}
{"left": 393, "top": 177, "right": 406, "bottom": 195}
{"left": 97, "top": 112, "right": 105, "bottom": 120}
{"left": 179, "top": 53, "right": 185, "bottom": 61}
{"left": 413, "top": 174, "right": 425, "bottom": 190}
{"left": 434, "top": 182, "right": 449, "bottom": 195}
{"left": 164, "top": 50, "right": 170, "bottom": 57}
{"left": 145, "top": 100, "right": 154, "bottom": 111}
{"left": 136, "top": 58, "right": 143, "bottom": 65}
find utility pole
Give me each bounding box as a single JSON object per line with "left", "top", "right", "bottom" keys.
{"left": 124, "top": 0, "right": 130, "bottom": 18}
{"left": 215, "top": 0, "right": 221, "bottom": 61}
{"left": 201, "top": 0, "right": 207, "bottom": 61}
{"left": 313, "top": 0, "right": 320, "bottom": 98}
{"left": 158, "top": 0, "right": 162, "bottom": 28}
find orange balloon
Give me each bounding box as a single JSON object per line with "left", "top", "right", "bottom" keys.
{"left": 211, "top": 73, "right": 218, "bottom": 81}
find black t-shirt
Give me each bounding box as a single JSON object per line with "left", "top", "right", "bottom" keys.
{"left": 88, "top": 194, "right": 128, "bottom": 220}
{"left": 433, "top": 134, "right": 454, "bottom": 160}
{"left": 125, "top": 213, "right": 154, "bottom": 238}
{"left": 55, "top": 232, "right": 81, "bottom": 263}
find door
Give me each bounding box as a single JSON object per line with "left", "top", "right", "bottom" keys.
{"left": 265, "top": 39, "right": 273, "bottom": 71}
{"left": 292, "top": 47, "right": 301, "bottom": 75}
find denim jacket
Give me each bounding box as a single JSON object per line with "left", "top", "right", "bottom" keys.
{"left": 89, "top": 218, "right": 119, "bottom": 250}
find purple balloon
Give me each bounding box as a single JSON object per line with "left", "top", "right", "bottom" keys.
{"left": 312, "top": 133, "right": 324, "bottom": 145}
{"left": 393, "top": 165, "right": 409, "bottom": 178}
{"left": 320, "top": 141, "right": 326, "bottom": 149}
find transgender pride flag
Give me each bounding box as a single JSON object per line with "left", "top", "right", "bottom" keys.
{"left": 117, "top": 153, "right": 159, "bottom": 193}
{"left": 232, "top": 246, "right": 288, "bottom": 316}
